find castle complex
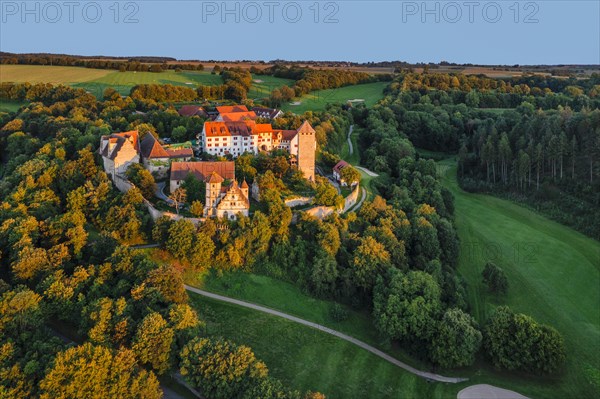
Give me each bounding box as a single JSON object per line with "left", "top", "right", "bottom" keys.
{"left": 198, "top": 106, "right": 316, "bottom": 181}
{"left": 100, "top": 106, "right": 316, "bottom": 220}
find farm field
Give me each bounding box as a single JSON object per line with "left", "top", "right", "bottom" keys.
{"left": 439, "top": 158, "right": 600, "bottom": 399}
{"left": 0, "top": 64, "right": 293, "bottom": 99}
{"left": 0, "top": 64, "right": 113, "bottom": 83}
{"left": 281, "top": 81, "right": 387, "bottom": 113}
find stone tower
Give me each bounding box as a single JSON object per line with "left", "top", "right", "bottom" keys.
{"left": 205, "top": 172, "right": 224, "bottom": 216}
{"left": 296, "top": 121, "right": 316, "bottom": 182}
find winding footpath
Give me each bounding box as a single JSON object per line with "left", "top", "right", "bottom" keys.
{"left": 347, "top": 124, "right": 355, "bottom": 156}
{"left": 346, "top": 125, "right": 379, "bottom": 178}
{"left": 184, "top": 285, "right": 468, "bottom": 384}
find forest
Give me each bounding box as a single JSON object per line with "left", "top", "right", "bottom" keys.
{"left": 2, "top": 69, "right": 593, "bottom": 398}
{"left": 353, "top": 72, "right": 600, "bottom": 239}
{"left": 0, "top": 83, "right": 330, "bottom": 398}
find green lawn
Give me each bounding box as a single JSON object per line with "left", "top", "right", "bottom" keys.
{"left": 281, "top": 82, "right": 387, "bottom": 113}
{"left": 247, "top": 75, "right": 295, "bottom": 100}
{"left": 73, "top": 70, "right": 223, "bottom": 97}
{"left": 439, "top": 158, "right": 600, "bottom": 399}
{"left": 188, "top": 292, "right": 454, "bottom": 399}
{"left": 0, "top": 99, "right": 27, "bottom": 113}
{"left": 187, "top": 270, "right": 583, "bottom": 398}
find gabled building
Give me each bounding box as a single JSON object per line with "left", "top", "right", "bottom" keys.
{"left": 178, "top": 105, "right": 207, "bottom": 118}
{"left": 99, "top": 130, "right": 140, "bottom": 179}
{"left": 333, "top": 160, "right": 350, "bottom": 186}
{"left": 170, "top": 161, "right": 249, "bottom": 220}
{"left": 251, "top": 106, "right": 283, "bottom": 119}
{"left": 205, "top": 174, "right": 250, "bottom": 220}
{"left": 140, "top": 134, "right": 193, "bottom": 178}
{"left": 169, "top": 161, "right": 235, "bottom": 193}
{"left": 198, "top": 119, "right": 316, "bottom": 181}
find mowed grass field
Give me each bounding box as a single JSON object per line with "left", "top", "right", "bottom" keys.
{"left": 247, "top": 75, "right": 295, "bottom": 99}
{"left": 281, "top": 82, "right": 387, "bottom": 113}
{"left": 188, "top": 289, "right": 457, "bottom": 399}
{"left": 439, "top": 158, "right": 600, "bottom": 399}
{"left": 72, "top": 69, "right": 224, "bottom": 97}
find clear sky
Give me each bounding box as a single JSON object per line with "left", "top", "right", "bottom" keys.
{"left": 1, "top": 0, "right": 599, "bottom": 64}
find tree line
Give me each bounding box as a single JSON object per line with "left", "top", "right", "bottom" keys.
{"left": 1, "top": 54, "right": 204, "bottom": 72}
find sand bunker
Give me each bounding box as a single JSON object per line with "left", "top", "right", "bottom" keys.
{"left": 457, "top": 384, "right": 529, "bottom": 399}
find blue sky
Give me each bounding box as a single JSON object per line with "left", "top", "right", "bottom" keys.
{"left": 1, "top": 1, "right": 599, "bottom": 64}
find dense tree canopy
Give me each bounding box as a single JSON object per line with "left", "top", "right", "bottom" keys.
{"left": 39, "top": 343, "right": 161, "bottom": 399}
{"left": 483, "top": 306, "right": 566, "bottom": 374}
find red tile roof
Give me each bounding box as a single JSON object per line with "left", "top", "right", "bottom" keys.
{"left": 99, "top": 130, "right": 140, "bottom": 159}
{"left": 297, "top": 121, "right": 315, "bottom": 134}
{"left": 220, "top": 111, "right": 257, "bottom": 122}
{"left": 216, "top": 105, "right": 248, "bottom": 114}
{"left": 204, "top": 122, "right": 232, "bottom": 137}
{"left": 166, "top": 148, "right": 194, "bottom": 158}
{"left": 178, "top": 105, "right": 207, "bottom": 117}
{"left": 170, "top": 161, "right": 235, "bottom": 182}
{"left": 273, "top": 129, "right": 297, "bottom": 141}
{"left": 140, "top": 133, "right": 170, "bottom": 159}
{"left": 206, "top": 171, "right": 224, "bottom": 184}
{"left": 333, "top": 160, "right": 350, "bottom": 173}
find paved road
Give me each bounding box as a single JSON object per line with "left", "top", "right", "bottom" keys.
{"left": 356, "top": 166, "right": 379, "bottom": 177}
{"left": 347, "top": 124, "right": 355, "bottom": 156}
{"left": 345, "top": 125, "right": 379, "bottom": 178}
{"left": 131, "top": 243, "right": 160, "bottom": 249}
{"left": 156, "top": 182, "right": 177, "bottom": 205}
{"left": 184, "top": 285, "right": 468, "bottom": 384}
{"left": 349, "top": 187, "right": 367, "bottom": 213}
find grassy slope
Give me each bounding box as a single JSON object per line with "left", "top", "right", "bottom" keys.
{"left": 439, "top": 158, "right": 600, "bottom": 398}
{"left": 281, "top": 82, "right": 387, "bottom": 113}
{"left": 247, "top": 75, "right": 295, "bottom": 100}
{"left": 189, "top": 291, "right": 453, "bottom": 399}
{"left": 0, "top": 64, "right": 113, "bottom": 83}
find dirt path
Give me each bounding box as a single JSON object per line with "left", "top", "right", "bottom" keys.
{"left": 184, "top": 285, "right": 468, "bottom": 384}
